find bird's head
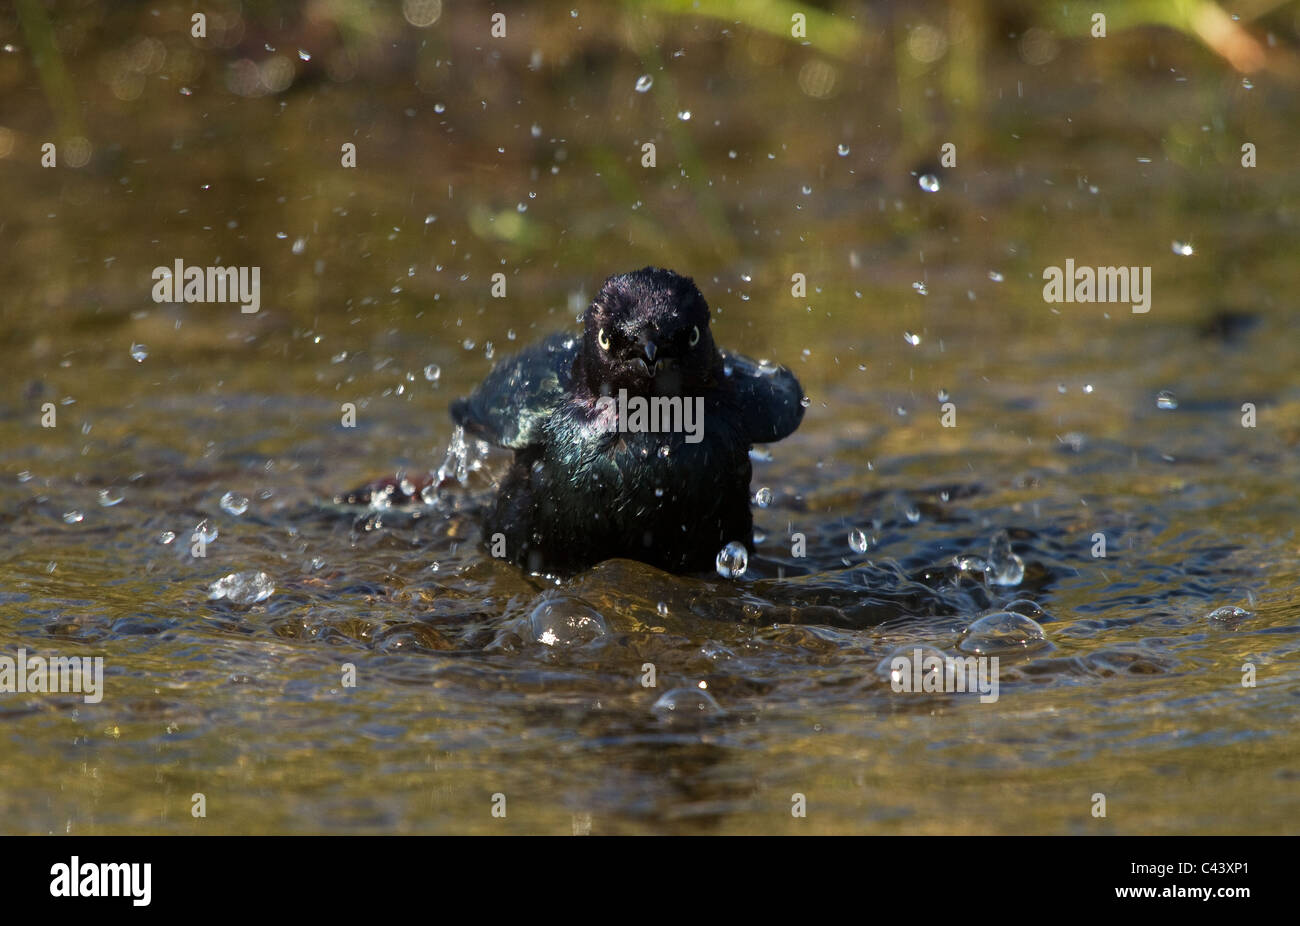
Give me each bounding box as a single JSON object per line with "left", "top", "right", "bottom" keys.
{"left": 579, "top": 267, "right": 717, "bottom": 397}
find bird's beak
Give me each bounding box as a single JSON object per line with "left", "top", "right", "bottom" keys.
{"left": 642, "top": 341, "right": 658, "bottom": 364}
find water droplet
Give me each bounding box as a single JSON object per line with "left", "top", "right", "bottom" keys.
{"left": 423, "top": 363, "right": 441, "bottom": 383}
{"left": 1156, "top": 390, "right": 1178, "bottom": 410}
{"left": 652, "top": 687, "right": 724, "bottom": 719}
{"left": 656, "top": 601, "right": 669, "bottom": 617}
{"left": 848, "top": 529, "right": 868, "bottom": 553}
{"left": 801, "top": 185, "right": 813, "bottom": 195}
{"left": 97, "top": 488, "right": 124, "bottom": 507}
{"left": 960, "top": 611, "right": 1047, "bottom": 654}
{"left": 62, "top": 510, "right": 84, "bottom": 524}
{"left": 988, "top": 270, "right": 1004, "bottom": 282}
{"left": 434, "top": 103, "right": 446, "bottom": 113}
{"left": 158, "top": 530, "right": 176, "bottom": 544}
{"left": 130, "top": 343, "right": 148, "bottom": 362}
{"left": 918, "top": 174, "right": 940, "bottom": 192}
{"left": 297, "top": 49, "right": 312, "bottom": 61}
{"left": 1241, "top": 77, "right": 1253, "bottom": 89}
{"left": 676, "top": 110, "right": 691, "bottom": 121}
{"left": 1082, "top": 384, "right": 1094, "bottom": 394}
{"left": 291, "top": 237, "right": 306, "bottom": 255}
{"left": 837, "top": 143, "right": 850, "bottom": 156}
{"left": 635, "top": 74, "right": 653, "bottom": 93}
{"left": 1171, "top": 240, "right": 1194, "bottom": 256}
{"left": 754, "top": 486, "right": 773, "bottom": 508}
{"left": 529, "top": 597, "right": 607, "bottom": 646}
{"left": 715, "top": 541, "right": 749, "bottom": 578}
{"left": 208, "top": 570, "right": 275, "bottom": 606}
{"left": 985, "top": 530, "right": 1025, "bottom": 586}
{"left": 904, "top": 331, "right": 922, "bottom": 346}
{"left": 220, "top": 492, "right": 249, "bottom": 516}
{"left": 937, "top": 388, "right": 949, "bottom": 402}
{"left": 911, "top": 281, "right": 928, "bottom": 295}
{"left": 757, "top": 358, "right": 779, "bottom": 375}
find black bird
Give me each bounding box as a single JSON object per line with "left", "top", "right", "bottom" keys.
{"left": 451, "top": 267, "right": 804, "bottom": 576}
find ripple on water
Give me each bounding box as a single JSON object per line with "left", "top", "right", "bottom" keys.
{"left": 1082, "top": 646, "right": 1179, "bottom": 676}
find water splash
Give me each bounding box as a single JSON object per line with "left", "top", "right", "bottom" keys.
{"left": 208, "top": 570, "right": 275, "bottom": 606}
{"left": 985, "top": 530, "right": 1025, "bottom": 586}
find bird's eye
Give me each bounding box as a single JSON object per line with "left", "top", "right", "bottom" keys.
{"left": 689, "top": 325, "right": 700, "bottom": 347}
{"left": 598, "top": 327, "right": 611, "bottom": 351}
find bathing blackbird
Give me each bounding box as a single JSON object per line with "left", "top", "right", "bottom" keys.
{"left": 451, "top": 267, "right": 805, "bottom": 576}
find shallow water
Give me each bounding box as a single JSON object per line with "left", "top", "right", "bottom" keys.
{"left": 1, "top": 3, "right": 1298, "bottom": 834}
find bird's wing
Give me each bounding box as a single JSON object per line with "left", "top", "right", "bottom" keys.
{"left": 718, "top": 349, "right": 806, "bottom": 444}
{"left": 450, "top": 332, "right": 579, "bottom": 449}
